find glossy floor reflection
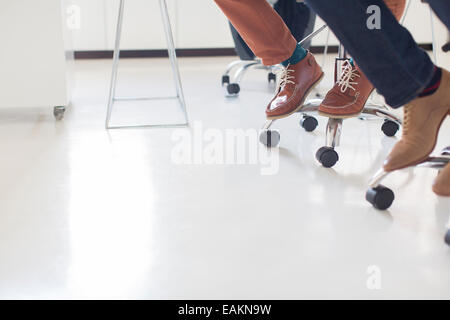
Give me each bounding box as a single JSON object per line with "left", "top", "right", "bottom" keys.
{"left": 0, "top": 56, "right": 449, "bottom": 299}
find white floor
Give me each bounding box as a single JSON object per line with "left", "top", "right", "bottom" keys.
{"left": 0, "top": 56, "right": 449, "bottom": 299}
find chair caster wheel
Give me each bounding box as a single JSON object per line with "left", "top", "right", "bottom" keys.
{"left": 381, "top": 119, "right": 399, "bottom": 137}
{"left": 222, "top": 75, "right": 230, "bottom": 86}
{"left": 445, "top": 230, "right": 450, "bottom": 246}
{"left": 268, "top": 72, "right": 277, "bottom": 83}
{"left": 227, "top": 83, "right": 240, "bottom": 95}
{"left": 53, "top": 106, "right": 66, "bottom": 120}
{"left": 316, "top": 147, "right": 339, "bottom": 168}
{"left": 300, "top": 116, "right": 318, "bottom": 132}
{"left": 259, "top": 130, "right": 280, "bottom": 148}
{"left": 366, "top": 185, "right": 395, "bottom": 210}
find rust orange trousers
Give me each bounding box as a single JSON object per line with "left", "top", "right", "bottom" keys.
{"left": 214, "top": 0, "right": 406, "bottom": 66}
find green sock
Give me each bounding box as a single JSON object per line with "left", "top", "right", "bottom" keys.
{"left": 281, "top": 44, "right": 307, "bottom": 67}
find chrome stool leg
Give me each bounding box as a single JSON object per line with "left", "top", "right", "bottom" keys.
{"left": 314, "top": 118, "right": 341, "bottom": 168}
{"left": 314, "top": 27, "right": 331, "bottom": 99}
{"left": 105, "top": 0, "right": 188, "bottom": 129}
{"left": 360, "top": 103, "right": 402, "bottom": 137}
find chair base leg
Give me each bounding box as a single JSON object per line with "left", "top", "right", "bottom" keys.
{"left": 366, "top": 149, "right": 450, "bottom": 211}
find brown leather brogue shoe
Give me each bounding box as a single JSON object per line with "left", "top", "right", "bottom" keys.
{"left": 266, "top": 51, "right": 324, "bottom": 120}
{"left": 318, "top": 61, "right": 374, "bottom": 118}
{"left": 433, "top": 163, "right": 450, "bottom": 196}
{"left": 384, "top": 69, "right": 450, "bottom": 172}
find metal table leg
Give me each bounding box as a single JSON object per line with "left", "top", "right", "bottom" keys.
{"left": 105, "top": 0, "right": 188, "bottom": 129}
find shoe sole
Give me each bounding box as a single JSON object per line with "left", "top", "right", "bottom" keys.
{"left": 317, "top": 89, "right": 375, "bottom": 119}
{"left": 432, "top": 188, "right": 450, "bottom": 197}
{"left": 385, "top": 110, "right": 450, "bottom": 172}
{"left": 266, "top": 72, "right": 325, "bottom": 121}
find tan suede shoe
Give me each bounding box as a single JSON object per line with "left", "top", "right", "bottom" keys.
{"left": 433, "top": 163, "right": 450, "bottom": 196}
{"left": 384, "top": 69, "right": 450, "bottom": 172}
{"left": 266, "top": 51, "right": 324, "bottom": 120}
{"left": 318, "top": 61, "right": 374, "bottom": 118}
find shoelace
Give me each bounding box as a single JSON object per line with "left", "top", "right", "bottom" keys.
{"left": 337, "top": 60, "right": 360, "bottom": 93}
{"left": 277, "top": 64, "right": 295, "bottom": 92}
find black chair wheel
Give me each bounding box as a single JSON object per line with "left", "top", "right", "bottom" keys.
{"left": 53, "top": 106, "right": 66, "bottom": 120}
{"left": 316, "top": 147, "right": 339, "bottom": 168}
{"left": 300, "top": 116, "right": 318, "bottom": 132}
{"left": 445, "top": 230, "right": 450, "bottom": 246}
{"left": 259, "top": 130, "right": 280, "bottom": 148}
{"left": 381, "top": 120, "right": 399, "bottom": 137}
{"left": 222, "top": 75, "right": 230, "bottom": 86}
{"left": 268, "top": 72, "right": 277, "bottom": 83}
{"left": 366, "top": 185, "right": 395, "bottom": 210}
{"left": 227, "top": 83, "right": 240, "bottom": 95}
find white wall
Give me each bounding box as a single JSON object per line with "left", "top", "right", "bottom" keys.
{"left": 69, "top": 0, "right": 446, "bottom": 51}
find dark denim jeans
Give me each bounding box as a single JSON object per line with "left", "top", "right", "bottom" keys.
{"left": 305, "top": 0, "right": 450, "bottom": 108}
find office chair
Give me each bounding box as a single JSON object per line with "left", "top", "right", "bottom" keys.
{"left": 222, "top": 0, "right": 316, "bottom": 97}
{"left": 259, "top": 27, "right": 402, "bottom": 169}
{"left": 106, "top": 0, "right": 188, "bottom": 129}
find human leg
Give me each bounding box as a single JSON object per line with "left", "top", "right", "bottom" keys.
{"left": 214, "top": 0, "right": 324, "bottom": 119}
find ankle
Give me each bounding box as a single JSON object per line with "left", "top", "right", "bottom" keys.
{"left": 281, "top": 44, "right": 307, "bottom": 67}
